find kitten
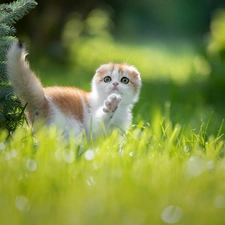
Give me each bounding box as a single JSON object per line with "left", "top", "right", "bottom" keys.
{"left": 6, "top": 42, "right": 142, "bottom": 139}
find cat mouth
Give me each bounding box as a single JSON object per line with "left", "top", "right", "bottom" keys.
{"left": 111, "top": 87, "right": 120, "bottom": 92}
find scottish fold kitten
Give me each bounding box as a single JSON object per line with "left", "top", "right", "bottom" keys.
{"left": 6, "top": 42, "right": 141, "bottom": 138}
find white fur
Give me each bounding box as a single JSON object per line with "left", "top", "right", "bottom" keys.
{"left": 6, "top": 43, "right": 45, "bottom": 117}
{"left": 6, "top": 42, "right": 141, "bottom": 139}
{"left": 45, "top": 96, "right": 84, "bottom": 139}
{"left": 89, "top": 64, "right": 140, "bottom": 137}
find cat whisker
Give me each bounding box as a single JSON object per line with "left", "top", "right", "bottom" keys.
{"left": 125, "top": 51, "right": 135, "bottom": 64}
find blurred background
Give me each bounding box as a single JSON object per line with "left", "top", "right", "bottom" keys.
{"left": 3, "top": 0, "right": 225, "bottom": 131}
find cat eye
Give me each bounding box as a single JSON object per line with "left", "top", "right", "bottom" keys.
{"left": 121, "top": 77, "right": 129, "bottom": 84}
{"left": 104, "top": 76, "right": 111, "bottom": 83}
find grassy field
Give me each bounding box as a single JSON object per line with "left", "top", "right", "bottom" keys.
{"left": 1, "top": 40, "right": 225, "bottom": 225}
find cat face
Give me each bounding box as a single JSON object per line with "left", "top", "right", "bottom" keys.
{"left": 92, "top": 63, "right": 141, "bottom": 104}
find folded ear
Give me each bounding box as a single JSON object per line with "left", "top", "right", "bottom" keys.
{"left": 124, "top": 65, "right": 141, "bottom": 87}
{"left": 128, "top": 65, "right": 141, "bottom": 79}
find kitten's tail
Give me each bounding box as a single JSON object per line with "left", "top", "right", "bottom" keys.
{"left": 6, "top": 42, "right": 47, "bottom": 120}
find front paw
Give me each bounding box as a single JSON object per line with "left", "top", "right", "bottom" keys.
{"left": 103, "top": 94, "right": 121, "bottom": 113}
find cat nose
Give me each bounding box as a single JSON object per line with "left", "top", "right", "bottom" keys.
{"left": 113, "top": 82, "right": 119, "bottom": 86}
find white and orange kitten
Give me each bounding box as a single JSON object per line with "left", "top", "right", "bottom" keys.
{"left": 6, "top": 42, "right": 141, "bottom": 139}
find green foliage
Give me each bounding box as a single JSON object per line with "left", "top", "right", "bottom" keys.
{"left": 60, "top": 9, "right": 211, "bottom": 87}
{"left": 0, "top": 0, "right": 37, "bottom": 134}
{"left": 208, "top": 9, "right": 225, "bottom": 58}
{"left": 8, "top": 0, "right": 224, "bottom": 52}
{"left": 203, "top": 9, "right": 225, "bottom": 104}
{"left": 0, "top": 114, "right": 225, "bottom": 225}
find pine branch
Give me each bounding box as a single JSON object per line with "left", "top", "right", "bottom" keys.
{"left": 0, "top": 62, "right": 6, "bottom": 75}
{"left": 0, "top": 0, "right": 37, "bottom": 26}
{"left": 0, "top": 4, "right": 13, "bottom": 13}
{"left": 0, "top": 0, "right": 37, "bottom": 134}
{"left": 0, "top": 24, "right": 16, "bottom": 37}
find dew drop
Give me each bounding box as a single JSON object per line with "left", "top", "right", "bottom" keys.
{"left": 15, "top": 196, "right": 30, "bottom": 211}
{"left": 186, "top": 156, "right": 205, "bottom": 178}
{"left": 161, "top": 205, "right": 183, "bottom": 224}
{"left": 84, "top": 149, "right": 95, "bottom": 161}
{"left": 129, "top": 152, "right": 134, "bottom": 157}
{"left": 26, "top": 159, "right": 37, "bottom": 172}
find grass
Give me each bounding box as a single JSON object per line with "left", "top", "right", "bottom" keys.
{"left": 1, "top": 39, "right": 225, "bottom": 225}
{"left": 1, "top": 118, "right": 225, "bottom": 225}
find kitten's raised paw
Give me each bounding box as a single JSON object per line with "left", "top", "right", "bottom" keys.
{"left": 103, "top": 94, "right": 121, "bottom": 113}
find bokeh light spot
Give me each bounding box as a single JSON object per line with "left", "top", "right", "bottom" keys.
{"left": 161, "top": 205, "right": 183, "bottom": 224}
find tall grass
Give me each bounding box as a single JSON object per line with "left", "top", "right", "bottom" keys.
{"left": 0, "top": 113, "right": 225, "bottom": 225}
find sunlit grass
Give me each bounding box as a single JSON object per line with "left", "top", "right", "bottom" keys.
{"left": 0, "top": 113, "right": 225, "bottom": 225}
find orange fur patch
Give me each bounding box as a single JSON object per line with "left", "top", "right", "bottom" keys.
{"left": 95, "top": 63, "right": 116, "bottom": 83}
{"left": 122, "top": 64, "right": 140, "bottom": 92}
{"left": 118, "top": 64, "right": 124, "bottom": 73}
{"left": 44, "top": 87, "right": 90, "bottom": 122}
